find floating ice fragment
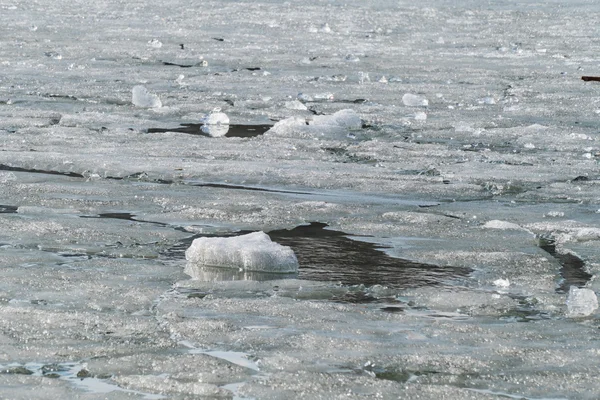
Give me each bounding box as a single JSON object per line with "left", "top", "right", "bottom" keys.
{"left": 402, "top": 93, "right": 428, "bottom": 107}
{"left": 523, "top": 143, "right": 535, "bottom": 149}
{"left": 566, "top": 287, "right": 598, "bottom": 317}
{"left": 285, "top": 100, "right": 308, "bottom": 110}
{"left": 266, "top": 109, "right": 362, "bottom": 137}
{"left": 310, "top": 109, "right": 362, "bottom": 129}
{"left": 378, "top": 75, "right": 388, "bottom": 83}
{"left": 477, "top": 97, "right": 496, "bottom": 105}
{"left": 314, "top": 92, "right": 334, "bottom": 100}
{"left": 493, "top": 278, "right": 510, "bottom": 288}
{"left": 358, "top": 72, "right": 370, "bottom": 84}
{"left": 131, "top": 85, "right": 162, "bottom": 108}
{"left": 44, "top": 51, "right": 62, "bottom": 60}
{"left": 185, "top": 232, "right": 299, "bottom": 273}
{"left": 201, "top": 124, "right": 229, "bottom": 137}
{"left": 345, "top": 54, "right": 360, "bottom": 62}
{"left": 413, "top": 111, "right": 427, "bottom": 121}
{"left": 200, "top": 108, "right": 229, "bottom": 125}
{"left": 320, "top": 23, "right": 332, "bottom": 33}
{"left": 147, "top": 39, "right": 162, "bottom": 48}
{"left": 297, "top": 92, "right": 313, "bottom": 102}
{"left": 483, "top": 220, "right": 530, "bottom": 232}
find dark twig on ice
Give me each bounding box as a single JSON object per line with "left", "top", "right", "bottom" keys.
{"left": 582, "top": 76, "right": 600, "bottom": 82}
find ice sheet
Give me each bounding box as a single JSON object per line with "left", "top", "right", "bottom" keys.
{"left": 2, "top": 0, "right": 600, "bottom": 398}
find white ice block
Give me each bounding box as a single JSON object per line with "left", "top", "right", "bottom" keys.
{"left": 185, "top": 232, "right": 299, "bottom": 273}
{"left": 566, "top": 287, "right": 598, "bottom": 317}
{"left": 131, "top": 85, "right": 162, "bottom": 108}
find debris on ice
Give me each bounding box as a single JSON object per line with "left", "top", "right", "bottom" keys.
{"left": 131, "top": 85, "right": 162, "bottom": 108}
{"left": 566, "top": 287, "right": 598, "bottom": 317}
{"left": 185, "top": 231, "right": 299, "bottom": 273}
{"left": 402, "top": 93, "right": 428, "bottom": 107}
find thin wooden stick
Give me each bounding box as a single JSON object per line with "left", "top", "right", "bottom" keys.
{"left": 582, "top": 76, "right": 600, "bottom": 82}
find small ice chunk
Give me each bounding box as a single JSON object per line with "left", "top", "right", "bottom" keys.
{"left": 378, "top": 75, "right": 388, "bottom": 83}
{"left": 358, "top": 72, "right": 370, "bottom": 84}
{"left": 523, "top": 143, "right": 535, "bottom": 149}
{"left": 297, "top": 93, "right": 313, "bottom": 102}
{"left": 345, "top": 54, "right": 360, "bottom": 62}
{"left": 413, "top": 111, "right": 427, "bottom": 121}
{"left": 201, "top": 108, "right": 229, "bottom": 125}
{"left": 311, "top": 109, "right": 362, "bottom": 129}
{"left": 566, "top": 287, "right": 598, "bottom": 317}
{"left": 131, "top": 85, "right": 162, "bottom": 108}
{"left": 285, "top": 100, "right": 308, "bottom": 110}
{"left": 320, "top": 23, "right": 332, "bottom": 33}
{"left": 185, "top": 231, "right": 299, "bottom": 273}
{"left": 314, "top": 92, "right": 334, "bottom": 100}
{"left": 402, "top": 93, "right": 428, "bottom": 107}
{"left": 477, "top": 97, "right": 496, "bottom": 105}
{"left": 483, "top": 220, "right": 527, "bottom": 231}
{"left": 493, "top": 278, "right": 510, "bottom": 288}
{"left": 147, "top": 39, "right": 162, "bottom": 48}
{"left": 201, "top": 124, "right": 229, "bottom": 137}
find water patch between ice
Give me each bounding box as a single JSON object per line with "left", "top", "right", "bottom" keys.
{"left": 147, "top": 124, "right": 272, "bottom": 138}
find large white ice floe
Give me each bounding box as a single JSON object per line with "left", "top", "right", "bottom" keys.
{"left": 131, "top": 85, "right": 162, "bottom": 108}
{"left": 266, "top": 109, "right": 362, "bottom": 137}
{"left": 185, "top": 232, "right": 299, "bottom": 274}
{"left": 566, "top": 286, "right": 598, "bottom": 317}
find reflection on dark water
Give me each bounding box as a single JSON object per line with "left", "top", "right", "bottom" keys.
{"left": 147, "top": 124, "right": 271, "bottom": 138}
{"left": 184, "top": 265, "right": 297, "bottom": 282}
{"left": 269, "top": 223, "right": 470, "bottom": 289}
{"left": 166, "top": 222, "right": 470, "bottom": 289}
{"left": 538, "top": 237, "right": 592, "bottom": 293}
{"left": 0, "top": 205, "right": 18, "bottom": 214}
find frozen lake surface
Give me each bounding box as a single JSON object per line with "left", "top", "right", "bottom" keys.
{"left": 1, "top": 0, "right": 600, "bottom": 398}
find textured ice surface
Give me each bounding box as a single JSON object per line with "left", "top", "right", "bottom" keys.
{"left": 2, "top": 0, "right": 600, "bottom": 398}
{"left": 185, "top": 232, "right": 299, "bottom": 273}
{"left": 566, "top": 287, "right": 598, "bottom": 317}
